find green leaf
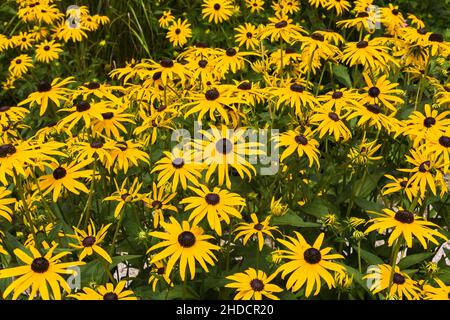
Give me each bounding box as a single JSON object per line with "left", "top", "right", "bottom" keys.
{"left": 4, "top": 232, "right": 28, "bottom": 255}
{"left": 332, "top": 64, "right": 352, "bottom": 87}
{"left": 354, "top": 198, "right": 384, "bottom": 212}
{"left": 398, "top": 252, "right": 435, "bottom": 269}
{"left": 354, "top": 171, "right": 385, "bottom": 198}
{"left": 354, "top": 246, "right": 384, "bottom": 265}
{"left": 300, "top": 198, "right": 329, "bottom": 219}
{"left": 343, "top": 265, "right": 372, "bottom": 294}
{"left": 272, "top": 211, "right": 321, "bottom": 227}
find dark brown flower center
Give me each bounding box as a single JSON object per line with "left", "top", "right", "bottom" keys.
{"left": 290, "top": 84, "right": 304, "bottom": 92}
{"left": 216, "top": 138, "right": 233, "bottom": 154}
{"left": 285, "top": 47, "right": 296, "bottom": 54}
{"left": 311, "top": 33, "right": 324, "bottom": 41}
{"left": 400, "top": 180, "right": 408, "bottom": 188}
{"left": 237, "top": 81, "right": 252, "bottom": 90}
{"left": 205, "top": 193, "right": 220, "bottom": 205}
{"left": 52, "top": 167, "right": 67, "bottom": 180}
{"left": 90, "top": 141, "right": 104, "bottom": 149}
{"left": 213, "top": 3, "right": 221, "bottom": 10}
{"left": 160, "top": 58, "right": 174, "bottom": 68}
{"left": 304, "top": 248, "right": 321, "bottom": 264}
{"left": 366, "top": 104, "right": 381, "bottom": 114}
{"left": 423, "top": 117, "right": 436, "bottom": 128}
{"left": 153, "top": 71, "right": 162, "bottom": 81}
{"left": 439, "top": 136, "right": 450, "bottom": 148}
{"left": 391, "top": 9, "right": 399, "bottom": 15}
{"left": 254, "top": 223, "right": 264, "bottom": 231}
{"left": 116, "top": 141, "right": 128, "bottom": 151}
{"left": 332, "top": 91, "right": 343, "bottom": 99}
{"left": 250, "top": 279, "right": 264, "bottom": 291}
{"left": 275, "top": 20, "right": 288, "bottom": 28}
{"left": 172, "top": 157, "right": 185, "bottom": 168}
{"left": 87, "top": 82, "right": 101, "bottom": 89}
{"left": 418, "top": 161, "right": 431, "bottom": 173}
{"left": 328, "top": 112, "right": 340, "bottom": 121}
{"left": 82, "top": 236, "right": 96, "bottom": 247}
{"left": 246, "top": 32, "right": 253, "bottom": 39}
{"left": 152, "top": 200, "right": 162, "bottom": 209}
{"left": 198, "top": 59, "right": 208, "bottom": 68}
{"left": 103, "top": 292, "right": 119, "bottom": 300}
{"left": 175, "top": 28, "right": 181, "bottom": 35}
{"left": 76, "top": 101, "right": 91, "bottom": 112}
{"left": 368, "top": 87, "right": 380, "bottom": 98}
{"left": 15, "top": 59, "right": 22, "bottom": 64}
{"left": 226, "top": 48, "right": 237, "bottom": 56}
{"left": 102, "top": 112, "right": 114, "bottom": 120}
{"left": 295, "top": 135, "right": 308, "bottom": 145}
{"left": 205, "top": 88, "right": 220, "bottom": 100}
{"left": 394, "top": 210, "right": 414, "bottom": 224}
{"left": 393, "top": 273, "right": 405, "bottom": 284}
{"left": 417, "top": 28, "right": 427, "bottom": 35}
{"left": 357, "top": 11, "right": 369, "bottom": 18}
{"left": 0, "top": 144, "right": 16, "bottom": 158}
{"left": 178, "top": 231, "right": 196, "bottom": 248}
{"left": 31, "top": 257, "right": 50, "bottom": 273}
{"left": 37, "top": 81, "right": 52, "bottom": 92}
{"left": 43, "top": 45, "right": 50, "bottom": 51}
{"left": 356, "top": 40, "right": 368, "bottom": 48}
{"left": 429, "top": 33, "right": 443, "bottom": 42}
{"left": 157, "top": 267, "right": 165, "bottom": 275}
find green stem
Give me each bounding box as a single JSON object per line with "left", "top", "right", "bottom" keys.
{"left": 17, "top": 175, "right": 38, "bottom": 248}
{"left": 79, "top": 159, "right": 98, "bottom": 228}
{"left": 387, "top": 238, "right": 403, "bottom": 298}
{"left": 357, "top": 240, "right": 362, "bottom": 273}
{"left": 110, "top": 211, "right": 125, "bottom": 256}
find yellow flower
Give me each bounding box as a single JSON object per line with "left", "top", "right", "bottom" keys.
{"left": 69, "top": 281, "right": 137, "bottom": 300}
{"left": 225, "top": 268, "right": 283, "bottom": 300}
{"left": 166, "top": 19, "right": 192, "bottom": 47}
{"left": 234, "top": 213, "right": 278, "bottom": 250}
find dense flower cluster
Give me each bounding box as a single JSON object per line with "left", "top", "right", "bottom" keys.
{"left": 0, "top": 0, "right": 448, "bottom": 300}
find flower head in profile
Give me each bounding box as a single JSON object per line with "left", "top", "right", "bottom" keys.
{"left": 69, "top": 281, "right": 137, "bottom": 300}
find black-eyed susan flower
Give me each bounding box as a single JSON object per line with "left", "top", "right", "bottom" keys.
{"left": 245, "top": 0, "right": 265, "bottom": 13}
{"left": 202, "top": 0, "right": 234, "bottom": 24}
{"left": 398, "top": 149, "right": 447, "bottom": 197}
{"left": 109, "top": 140, "right": 150, "bottom": 173}
{"left": 270, "top": 197, "right": 288, "bottom": 217}
{"left": 234, "top": 23, "right": 260, "bottom": 50}
{"left": 310, "top": 106, "right": 352, "bottom": 141}
{"left": 259, "top": 12, "right": 306, "bottom": 44}
{"left": 58, "top": 100, "right": 112, "bottom": 132}
{"left": 104, "top": 178, "right": 144, "bottom": 218}
{"left": 38, "top": 159, "right": 94, "bottom": 202}
{"left": 365, "top": 208, "right": 447, "bottom": 248}
{"left": 159, "top": 10, "right": 175, "bottom": 28}
{"left": 213, "top": 47, "right": 254, "bottom": 75}
{"left": 364, "top": 264, "right": 421, "bottom": 300}
{"left": 70, "top": 139, "right": 117, "bottom": 166}
{"left": 180, "top": 184, "right": 245, "bottom": 236}
{"left": 148, "top": 58, "right": 189, "bottom": 86}
{"left": 0, "top": 187, "right": 15, "bottom": 222}
{"left": 423, "top": 278, "right": 450, "bottom": 300}
{"left": 9, "top": 54, "right": 33, "bottom": 78}
{"left": 225, "top": 268, "right": 283, "bottom": 300}
{"left": 182, "top": 86, "right": 242, "bottom": 124}
{"left": 35, "top": 40, "right": 63, "bottom": 63}
{"left": 275, "top": 232, "right": 346, "bottom": 297}
{"left": 269, "top": 78, "right": 317, "bottom": 115}
{"left": 69, "top": 281, "right": 137, "bottom": 300}
{"left": 0, "top": 245, "right": 84, "bottom": 300}
{"left": 151, "top": 148, "right": 203, "bottom": 192}
{"left": 92, "top": 109, "right": 135, "bottom": 140}
{"left": 234, "top": 213, "right": 278, "bottom": 250}
{"left": 167, "top": 19, "right": 192, "bottom": 47}
{"left": 148, "top": 260, "right": 173, "bottom": 292}
{"left": 18, "top": 77, "right": 74, "bottom": 116}
{"left": 143, "top": 182, "right": 178, "bottom": 228}
{"left": 66, "top": 220, "right": 112, "bottom": 263}
{"left": 360, "top": 74, "right": 404, "bottom": 112}
{"left": 346, "top": 102, "right": 399, "bottom": 132}
{"left": 341, "top": 39, "right": 398, "bottom": 71}
{"left": 324, "top": 0, "right": 351, "bottom": 16}
{"left": 400, "top": 104, "right": 450, "bottom": 148}
{"left": 192, "top": 125, "right": 262, "bottom": 189}
{"left": 347, "top": 139, "right": 382, "bottom": 166}
{"left": 382, "top": 175, "right": 420, "bottom": 203}
{"left": 317, "top": 88, "right": 363, "bottom": 113}
{"left": 276, "top": 127, "right": 320, "bottom": 166}
{"left": 148, "top": 217, "right": 220, "bottom": 281}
